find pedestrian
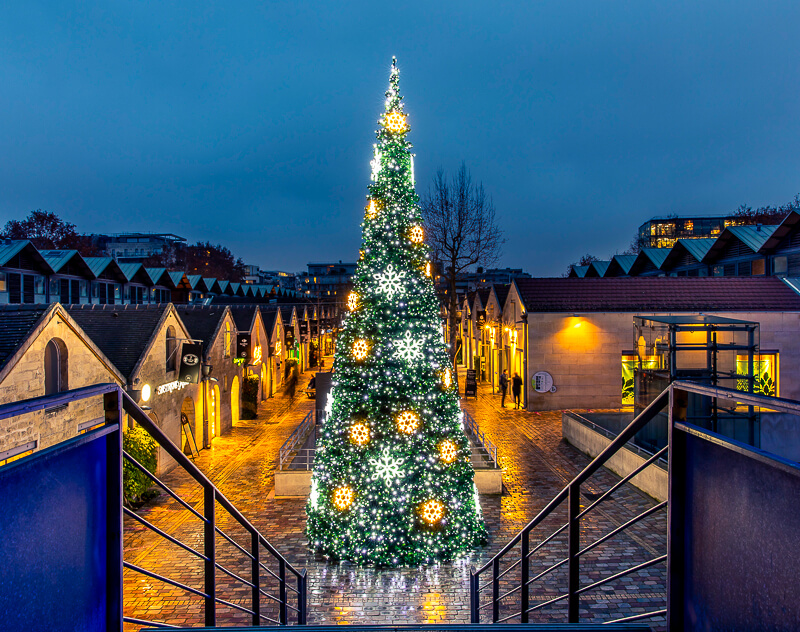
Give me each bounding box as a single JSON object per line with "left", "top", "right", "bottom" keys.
{"left": 512, "top": 372, "right": 523, "bottom": 409}
{"left": 499, "top": 369, "right": 509, "bottom": 408}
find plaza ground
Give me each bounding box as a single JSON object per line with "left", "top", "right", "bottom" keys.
{"left": 123, "top": 367, "right": 666, "bottom": 629}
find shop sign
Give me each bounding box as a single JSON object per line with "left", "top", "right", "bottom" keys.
{"left": 275, "top": 340, "right": 282, "bottom": 356}
{"left": 252, "top": 344, "right": 263, "bottom": 365}
{"left": 477, "top": 310, "right": 486, "bottom": 327}
{"left": 299, "top": 321, "right": 308, "bottom": 335}
{"left": 156, "top": 380, "right": 190, "bottom": 396}
{"left": 465, "top": 369, "right": 477, "bottom": 398}
{"left": 236, "top": 333, "right": 251, "bottom": 360}
{"left": 285, "top": 327, "right": 295, "bottom": 345}
{"left": 179, "top": 343, "right": 203, "bottom": 383}
{"left": 533, "top": 371, "right": 556, "bottom": 393}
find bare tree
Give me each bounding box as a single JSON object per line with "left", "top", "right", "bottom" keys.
{"left": 421, "top": 163, "right": 504, "bottom": 365}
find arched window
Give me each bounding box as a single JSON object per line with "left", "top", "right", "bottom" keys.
{"left": 166, "top": 326, "right": 176, "bottom": 371}
{"left": 224, "top": 322, "right": 231, "bottom": 358}
{"left": 44, "top": 338, "right": 68, "bottom": 395}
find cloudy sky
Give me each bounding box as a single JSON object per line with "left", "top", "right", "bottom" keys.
{"left": 1, "top": 1, "right": 799, "bottom": 275}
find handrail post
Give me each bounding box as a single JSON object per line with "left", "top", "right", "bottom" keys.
{"left": 251, "top": 531, "right": 260, "bottom": 626}
{"left": 298, "top": 569, "right": 307, "bottom": 625}
{"left": 469, "top": 568, "right": 479, "bottom": 623}
{"left": 279, "top": 558, "right": 287, "bottom": 624}
{"left": 520, "top": 529, "right": 529, "bottom": 623}
{"left": 204, "top": 486, "right": 216, "bottom": 627}
{"left": 567, "top": 482, "right": 580, "bottom": 623}
{"left": 492, "top": 557, "right": 500, "bottom": 623}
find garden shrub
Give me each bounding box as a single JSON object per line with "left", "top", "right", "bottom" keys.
{"left": 241, "top": 375, "right": 260, "bottom": 419}
{"left": 122, "top": 425, "right": 157, "bottom": 505}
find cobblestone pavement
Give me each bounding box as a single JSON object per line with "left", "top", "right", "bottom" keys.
{"left": 123, "top": 369, "right": 666, "bottom": 629}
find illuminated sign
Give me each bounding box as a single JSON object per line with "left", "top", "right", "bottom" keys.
{"left": 275, "top": 340, "right": 282, "bottom": 356}
{"left": 156, "top": 380, "right": 191, "bottom": 396}
{"left": 252, "top": 344, "right": 263, "bottom": 364}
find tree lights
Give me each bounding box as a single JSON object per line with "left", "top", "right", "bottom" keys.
{"left": 305, "top": 58, "right": 486, "bottom": 566}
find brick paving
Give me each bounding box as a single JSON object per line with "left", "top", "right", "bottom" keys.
{"left": 123, "top": 368, "right": 666, "bottom": 630}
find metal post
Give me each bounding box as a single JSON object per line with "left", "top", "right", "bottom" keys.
{"left": 492, "top": 557, "right": 500, "bottom": 623}
{"left": 279, "top": 558, "right": 287, "bottom": 624}
{"left": 469, "top": 568, "right": 479, "bottom": 623}
{"left": 251, "top": 532, "right": 260, "bottom": 626}
{"left": 520, "top": 529, "right": 529, "bottom": 623}
{"left": 567, "top": 482, "right": 580, "bottom": 623}
{"left": 204, "top": 486, "right": 216, "bottom": 627}
{"left": 298, "top": 569, "right": 307, "bottom": 625}
{"left": 106, "top": 388, "right": 123, "bottom": 632}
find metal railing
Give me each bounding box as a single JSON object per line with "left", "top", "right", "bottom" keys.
{"left": 464, "top": 410, "right": 499, "bottom": 468}
{"left": 278, "top": 411, "right": 315, "bottom": 470}
{"left": 470, "top": 387, "right": 671, "bottom": 626}
{"left": 119, "top": 388, "right": 307, "bottom": 628}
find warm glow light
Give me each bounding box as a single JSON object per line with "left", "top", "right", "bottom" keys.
{"left": 439, "top": 439, "right": 458, "bottom": 464}
{"left": 396, "top": 410, "right": 420, "bottom": 434}
{"left": 349, "top": 422, "right": 371, "bottom": 446}
{"left": 353, "top": 339, "right": 369, "bottom": 361}
{"left": 253, "top": 344, "right": 263, "bottom": 364}
{"left": 425, "top": 261, "right": 431, "bottom": 277}
{"left": 365, "top": 199, "right": 381, "bottom": 219}
{"left": 409, "top": 225, "right": 424, "bottom": 243}
{"left": 573, "top": 322, "right": 582, "bottom": 328}
{"left": 442, "top": 368, "right": 453, "bottom": 389}
{"left": 420, "top": 499, "right": 445, "bottom": 524}
{"left": 384, "top": 111, "right": 407, "bottom": 133}
{"left": 348, "top": 292, "right": 359, "bottom": 311}
{"left": 141, "top": 384, "right": 151, "bottom": 402}
{"left": 332, "top": 486, "right": 355, "bottom": 511}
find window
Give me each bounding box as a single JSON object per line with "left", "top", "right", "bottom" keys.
{"left": 0, "top": 271, "right": 6, "bottom": 292}
{"left": 737, "top": 353, "right": 778, "bottom": 396}
{"left": 80, "top": 281, "right": 88, "bottom": 297}
{"left": 44, "top": 338, "right": 68, "bottom": 395}
{"left": 224, "top": 322, "right": 231, "bottom": 358}
{"left": 752, "top": 258, "right": 766, "bottom": 276}
{"left": 34, "top": 275, "right": 45, "bottom": 295}
{"left": 773, "top": 256, "right": 788, "bottom": 276}
{"left": 166, "top": 326, "right": 177, "bottom": 371}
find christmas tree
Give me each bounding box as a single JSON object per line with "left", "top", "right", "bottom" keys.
{"left": 306, "top": 59, "right": 487, "bottom": 566}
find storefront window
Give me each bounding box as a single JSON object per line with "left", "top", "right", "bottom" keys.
{"left": 736, "top": 353, "right": 778, "bottom": 396}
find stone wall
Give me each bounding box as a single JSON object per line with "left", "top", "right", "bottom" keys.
{"left": 0, "top": 311, "right": 121, "bottom": 456}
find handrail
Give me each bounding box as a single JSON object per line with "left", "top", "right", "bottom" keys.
{"left": 464, "top": 410, "right": 499, "bottom": 468}
{"left": 471, "top": 380, "right": 799, "bottom": 625}
{"left": 278, "top": 411, "right": 314, "bottom": 470}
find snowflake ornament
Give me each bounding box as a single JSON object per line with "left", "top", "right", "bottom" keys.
{"left": 369, "top": 447, "right": 405, "bottom": 485}
{"left": 394, "top": 330, "right": 423, "bottom": 363}
{"left": 375, "top": 263, "right": 405, "bottom": 297}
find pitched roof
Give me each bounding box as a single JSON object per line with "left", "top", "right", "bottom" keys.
{"left": 678, "top": 238, "right": 716, "bottom": 263}
{"left": 570, "top": 265, "right": 589, "bottom": 278}
{"left": 177, "top": 306, "right": 229, "bottom": 356}
{"left": 226, "top": 305, "right": 257, "bottom": 332}
{"left": 588, "top": 261, "right": 611, "bottom": 277}
{"left": 606, "top": 255, "right": 637, "bottom": 276}
{"left": 760, "top": 210, "right": 800, "bottom": 252}
{"left": 0, "top": 305, "right": 51, "bottom": 372}
{"left": 726, "top": 225, "right": 778, "bottom": 253}
{"left": 492, "top": 283, "right": 511, "bottom": 307}
{"left": 65, "top": 304, "right": 171, "bottom": 379}
{"left": 260, "top": 308, "right": 278, "bottom": 335}
{"left": 640, "top": 248, "right": 670, "bottom": 269}
{"left": 513, "top": 277, "right": 800, "bottom": 313}
{"left": 0, "top": 240, "right": 53, "bottom": 272}
{"left": 83, "top": 257, "right": 124, "bottom": 281}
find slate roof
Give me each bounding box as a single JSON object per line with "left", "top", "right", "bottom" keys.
{"left": 492, "top": 284, "right": 511, "bottom": 307}
{"left": 0, "top": 305, "right": 51, "bottom": 372}
{"left": 177, "top": 306, "right": 228, "bottom": 356}
{"left": 226, "top": 306, "right": 257, "bottom": 332}
{"left": 260, "top": 308, "right": 278, "bottom": 335}
{"left": 65, "top": 304, "right": 170, "bottom": 380}
{"left": 513, "top": 277, "right": 800, "bottom": 313}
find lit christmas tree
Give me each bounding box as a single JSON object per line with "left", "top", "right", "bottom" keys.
{"left": 306, "top": 58, "right": 487, "bottom": 566}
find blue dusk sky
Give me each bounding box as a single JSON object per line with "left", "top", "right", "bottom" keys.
{"left": 1, "top": 1, "right": 799, "bottom": 275}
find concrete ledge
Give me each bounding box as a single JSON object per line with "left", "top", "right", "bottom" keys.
{"left": 274, "top": 468, "right": 504, "bottom": 497}
{"left": 562, "top": 412, "right": 667, "bottom": 502}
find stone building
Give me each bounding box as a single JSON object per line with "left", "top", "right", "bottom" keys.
{"left": 497, "top": 277, "right": 800, "bottom": 412}
{"left": 176, "top": 305, "right": 242, "bottom": 441}
{"left": 65, "top": 303, "right": 200, "bottom": 474}
{"left": 0, "top": 303, "right": 124, "bottom": 464}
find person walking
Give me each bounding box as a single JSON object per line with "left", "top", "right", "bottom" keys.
{"left": 512, "top": 372, "right": 523, "bottom": 409}
{"left": 499, "top": 369, "right": 509, "bottom": 408}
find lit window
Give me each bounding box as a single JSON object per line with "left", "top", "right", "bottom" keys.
{"left": 44, "top": 338, "right": 68, "bottom": 395}
{"left": 224, "top": 322, "right": 231, "bottom": 358}
{"left": 737, "top": 353, "right": 778, "bottom": 396}
{"left": 166, "top": 326, "right": 177, "bottom": 371}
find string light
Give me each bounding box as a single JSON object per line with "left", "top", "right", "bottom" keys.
{"left": 442, "top": 368, "right": 453, "bottom": 389}
{"left": 348, "top": 291, "right": 359, "bottom": 311}
{"left": 409, "top": 225, "right": 424, "bottom": 243}
{"left": 439, "top": 439, "right": 458, "bottom": 464}
{"left": 383, "top": 111, "right": 407, "bottom": 134}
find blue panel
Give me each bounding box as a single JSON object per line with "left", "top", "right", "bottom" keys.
{"left": 0, "top": 430, "right": 117, "bottom": 632}
{"left": 677, "top": 430, "right": 800, "bottom": 630}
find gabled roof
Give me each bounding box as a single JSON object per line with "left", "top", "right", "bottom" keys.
{"left": 186, "top": 274, "right": 203, "bottom": 290}
{"left": 217, "top": 280, "right": 230, "bottom": 294}
{"left": 226, "top": 305, "right": 258, "bottom": 332}
{"left": 569, "top": 265, "right": 589, "bottom": 278}
{"left": 83, "top": 257, "right": 127, "bottom": 282}
{"left": 492, "top": 283, "right": 511, "bottom": 308}
{"left": 39, "top": 250, "right": 92, "bottom": 277}
{"left": 0, "top": 240, "right": 53, "bottom": 273}
{"left": 605, "top": 255, "right": 637, "bottom": 277}
{"left": 169, "top": 271, "right": 189, "bottom": 289}
{"left": 65, "top": 304, "right": 175, "bottom": 380}
{"left": 512, "top": 277, "right": 800, "bottom": 313}
{"left": 145, "top": 268, "right": 169, "bottom": 286}
{"left": 0, "top": 304, "right": 52, "bottom": 373}
{"left": 726, "top": 225, "right": 777, "bottom": 252}
{"left": 119, "top": 263, "right": 152, "bottom": 285}
{"left": 661, "top": 239, "right": 716, "bottom": 271}
{"left": 586, "top": 261, "right": 610, "bottom": 277}
{"left": 260, "top": 308, "right": 279, "bottom": 338}
{"left": 760, "top": 210, "right": 800, "bottom": 252}
{"left": 177, "top": 306, "right": 230, "bottom": 359}
{"left": 202, "top": 278, "right": 220, "bottom": 293}
{"left": 640, "top": 248, "right": 670, "bottom": 268}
